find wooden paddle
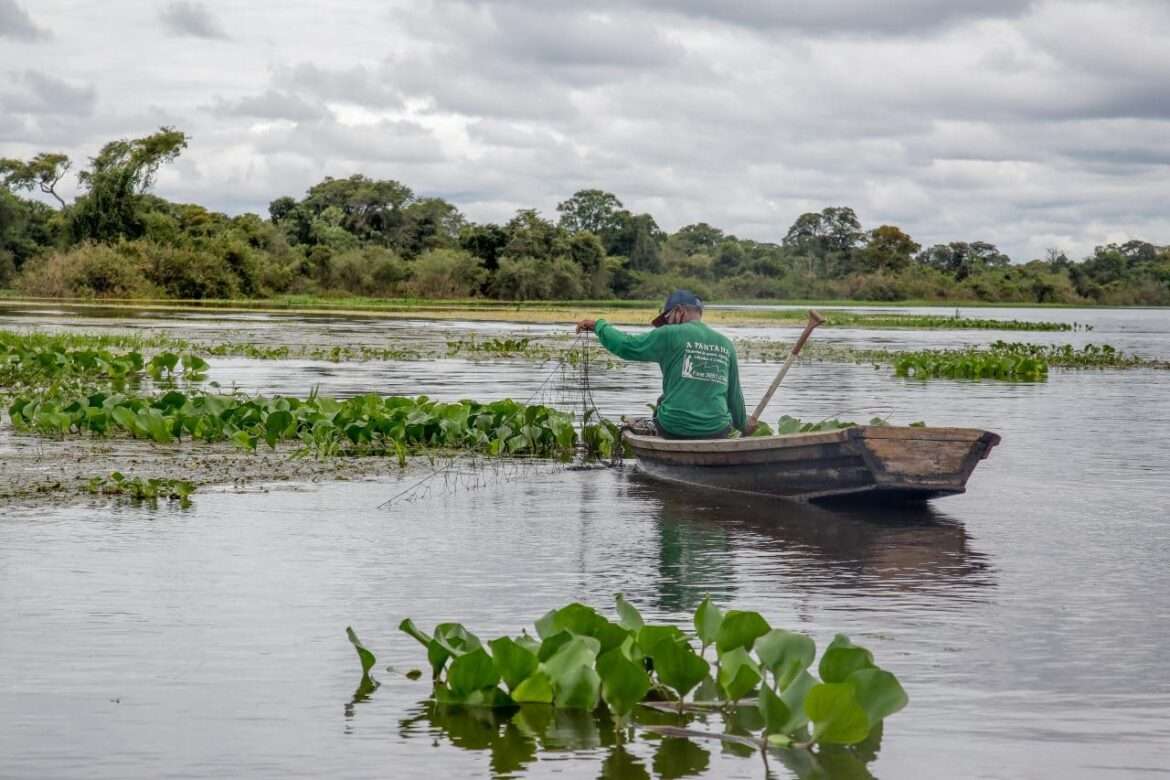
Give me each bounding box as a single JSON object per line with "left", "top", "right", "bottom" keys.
{"left": 747, "top": 309, "right": 825, "bottom": 431}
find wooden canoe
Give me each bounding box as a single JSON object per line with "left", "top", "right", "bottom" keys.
{"left": 623, "top": 426, "right": 1001, "bottom": 503}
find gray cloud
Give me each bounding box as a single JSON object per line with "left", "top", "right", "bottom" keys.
{"left": 443, "top": 0, "right": 1036, "bottom": 36}
{"left": 2, "top": 0, "right": 1168, "bottom": 260}
{"left": 0, "top": 0, "right": 48, "bottom": 40}
{"left": 272, "top": 63, "right": 403, "bottom": 108}
{"left": 250, "top": 117, "right": 446, "bottom": 165}
{"left": 640, "top": 0, "right": 1036, "bottom": 34}
{"left": 0, "top": 70, "right": 97, "bottom": 117}
{"left": 159, "top": 1, "right": 229, "bottom": 40}
{"left": 209, "top": 90, "right": 326, "bottom": 122}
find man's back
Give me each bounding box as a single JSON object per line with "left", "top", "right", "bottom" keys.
{"left": 593, "top": 319, "right": 746, "bottom": 438}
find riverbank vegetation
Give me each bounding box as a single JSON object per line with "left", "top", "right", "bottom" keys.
{"left": 4, "top": 129, "right": 1168, "bottom": 306}
{"left": 0, "top": 296, "right": 1087, "bottom": 330}
{"left": 350, "top": 596, "right": 906, "bottom": 754}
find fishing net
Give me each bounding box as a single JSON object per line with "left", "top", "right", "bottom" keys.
{"left": 379, "top": 333, "right": 619, "bottom": 509}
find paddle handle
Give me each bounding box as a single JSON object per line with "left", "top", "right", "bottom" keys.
{"left": 749, "top": 310, "right": 825, "bottom": 425}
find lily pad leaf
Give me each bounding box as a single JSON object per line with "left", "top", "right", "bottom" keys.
{"left": 779, "top": 669, "right": 819, "bottom": 733}
{"left": 758, "top": 681, "right": 792, "bottom": 736}
{"left": 543, "top": 636, "right": 599, "bottom": 684}
{"left": 847, "top": 667, "right": 908, "bottom": 725}
{"left": 598, "top": 649, "right": 652, "bottom": 719}
{"left": 398, "top": 618, "right": 432, "bottom": 648}
{"left": 651, "top": 638, "right": 709, "bottom": 699}
{"left": 512, "top": 670, "right": 554, "bottom": 704}
{"left": 535, "top": 602, "right": 608, "bottom": 639}
{"left": 346, "top": 626, "right": 376, "bottom": 678}
{"left": 636, "top": 624, "right": 685, "bottom": 657}
{"left": 615, "top": 593, "right": 644, "bottom": 631}
{"left": 805, "top": 682, "right": 871, "bottom": 745}
{"left": 817, "top": 634, "right": 875, "bottom": 683}
{"left": 717, "top": 647, "right": 761, "bottom": 701}
{"left": 715, "top": 610, "right": 770, "bottom": 654}
{"left": 595, "top": 620, "right": 632, "bottom": 654}
{"left": 553, "top": 663, "right": 601, "bottom": 710}
{"left": 488, "top": 636, "right": 539, "bottom": 692}
{"left": 448, "top": 647, "right": 500, "bottom": 698}
{"left": 755, "top": 629, "right": 816, "bottom": 689}
{"left": 693, "top": 596, "right": 723, "bottom": 649}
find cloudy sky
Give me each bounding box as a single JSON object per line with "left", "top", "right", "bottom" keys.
{"left": 2, "top": 0, "right": 1168, "bottom": 259}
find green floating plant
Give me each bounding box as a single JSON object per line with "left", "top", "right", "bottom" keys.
{"left": 349, "top": 596, "right": 907, "bottom": 751}
{"left": 894, "top": 349, "right": 1048, "bottom": 381}
{"left": 86, "top": 471, "right": 195, "bottom": 507}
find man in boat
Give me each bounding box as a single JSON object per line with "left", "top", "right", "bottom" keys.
{"left": 576, "top": 290, "right": 753, "bottom": 438}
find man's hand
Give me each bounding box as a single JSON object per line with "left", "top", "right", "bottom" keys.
{"left": 576, "top": 319, "right": 597, "bottom": 333}
{"left": 745, "top": 416, "right": 759, "bottom": 435}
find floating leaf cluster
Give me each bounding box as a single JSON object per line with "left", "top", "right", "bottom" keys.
{"left": 9, "top": 390, "right": 621, "bottom": 459}
{"left": 86, "top": 471, "right": 195, "bottom": 507}
{"left": 821, "top": 312, "right": 1080, "bottom": 331}
{"left": 894, "top": 350, "right": 1049, "bottom": 381}
{"left": 3, "top": 331, "right": 623, "bottom": 460}
{"left": 988, "top": 340, "right": 1168, "bottom": 369}
{"left": 351, "top": 597, "right": 907, "bottom": 751}
{"left": 1, "top": 331, "right": 207, "bottom": 393}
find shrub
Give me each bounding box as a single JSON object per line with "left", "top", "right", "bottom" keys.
{"left": 325, "top": 247, "right": 412, "bottom": 297}
{"left": 409, "top": 248, "right": 487, "bottom": 298}
{"left": 717, "top": 272, "right": 792, "bottom": 300}
{"left": 493, "top": 256, "right": 548, "bottom": 300}
{"left": 0, "top": 250, "right": 16, "bottom": 288}
{"left": 627, "top": 271, "right": 715, "bottom": 301}
{"left": 17, "top": 242, "right": 158, "bottom": 298}
{"left": 144, "top": 243, "right": 240, "bottom": 299}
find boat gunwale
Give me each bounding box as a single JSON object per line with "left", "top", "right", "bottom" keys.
{"left": 623, "top": 425, "right": 998, "bottom": 455}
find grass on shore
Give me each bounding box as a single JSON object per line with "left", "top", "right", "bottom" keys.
{"left": 0, "top": 294, "right": 1083, "bottom": 330}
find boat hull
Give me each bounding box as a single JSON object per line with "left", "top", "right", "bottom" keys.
{"left": 624, "top": 426, "right": 1000, "bottom": 503}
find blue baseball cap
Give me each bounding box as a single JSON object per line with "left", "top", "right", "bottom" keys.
{"left": 652, "top": 289, "right": 703, "bottom": 327}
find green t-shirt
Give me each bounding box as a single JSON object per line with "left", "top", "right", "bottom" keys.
{"left": 594, "top": 319, "right": 747, "bottom": 437}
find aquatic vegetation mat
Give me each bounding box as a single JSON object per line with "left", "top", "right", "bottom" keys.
{"left": 86, "top": 471, "right": 195, "bottom": 507}
{"left": 348, "top": 596, "right": 906, "bottom": 760}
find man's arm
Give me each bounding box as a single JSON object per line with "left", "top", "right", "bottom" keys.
{"left": 728, "top": 350, "right": 750, "bottom": 433}
{"left": 578, "top": 318, "right": 668, "bottom": 362}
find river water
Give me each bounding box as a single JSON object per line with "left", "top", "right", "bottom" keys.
{"left": 1, "top": 304, "right": 1168, "bottom": 779}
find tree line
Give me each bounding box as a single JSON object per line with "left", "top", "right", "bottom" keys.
{"left": 2, "top": 127, "right": 1168, "bottom": 305}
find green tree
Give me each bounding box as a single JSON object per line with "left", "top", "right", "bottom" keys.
{"left": 399, "top": 197, "right": 464, "bottom": 257}
{"left": 502, "top": 209, "right": 568, "bottom": 261}
{"left": 459, "top": 223, "right": 509, "bottom": 272}
{"left": 917, "top": 241, "right": 1010, "bottom": 280}
{"left": 0, "top": 153, "right": 72, "bottom": 208}
{"left": 0, "top": 191, "right": 60, "bottom": 276}
{"left": 298, "top": 175, "right": 415, "bottom": 248}
{"left": 556, "top": 189, "right": 624, "bottom": 235}
{"left": 859, "top": 225, "right": 920, "bottom": 273}
{"left": 783, "top": 206, "right": 865, "bottom": 277}
{"left": 70, "top": 127, "right": 188, "bottom": 242}
{"left": 670, "top": 223, "right": 725, "bottom": 255}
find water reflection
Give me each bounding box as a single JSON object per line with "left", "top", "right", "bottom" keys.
{"left": 634, "top": 476, "right": 995, "bottom": 609}
{"left": 395, "top": 700, "right": 883, "bottom": 780}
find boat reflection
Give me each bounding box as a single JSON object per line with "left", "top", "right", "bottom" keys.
{"left": 628, "top": 473, "right": 994, "bottom": 613}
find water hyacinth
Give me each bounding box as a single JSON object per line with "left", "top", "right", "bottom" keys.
{"left": 894, "top": 350, "right": 1049, "bottom": 381}
{"left": 8, "top": 390, "right": 623, "bottom": 460}
{"left": 350, "top": 596, "right": 907, "bottom": 751}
